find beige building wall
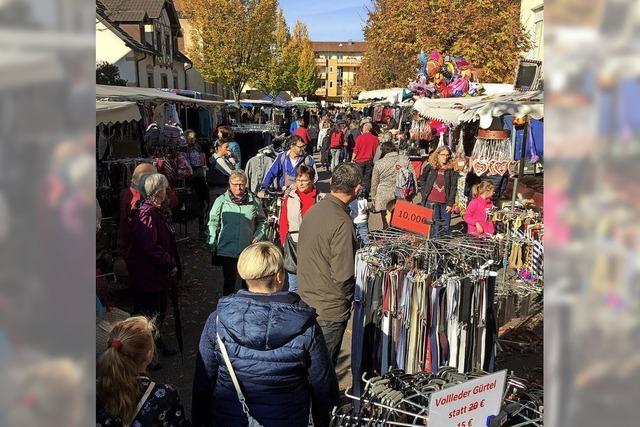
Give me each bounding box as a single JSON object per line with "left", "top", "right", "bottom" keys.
{"left": 520, "top": 0, "right": 544, "bottom": 60}
{"left": 96, "top": 20, "right": 138, "bottom": 85}
{"left": 314, "top": 51, "right": 363, "bottom": 102}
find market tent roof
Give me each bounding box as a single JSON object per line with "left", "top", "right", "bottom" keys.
{"left": 96, "top": 100, "right": 141, "bottom": 125}
{"left": 96, "top": 84, "right": 225, "bottom": 106}
{"left": 412, "top": 91, "right": 543, "bottom": 127}
{"left": 358, "top": 88, "right": 408, "bottom": 101}
{"left": 459, "top": 91, "right": 544, "bottom": 128}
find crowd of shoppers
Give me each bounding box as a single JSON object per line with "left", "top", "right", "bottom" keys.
{"left": 102, "top": 107, "right": 507, "bottom": 426}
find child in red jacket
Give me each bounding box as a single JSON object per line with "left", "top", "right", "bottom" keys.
{"left": 464, "top": 181, "right": 496, "bottom": 237}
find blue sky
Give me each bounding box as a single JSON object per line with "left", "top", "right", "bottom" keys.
{"left": 278, "top": 0, "right": 372, "bottom": 41}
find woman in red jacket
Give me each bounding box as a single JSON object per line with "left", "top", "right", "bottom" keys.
{"left": 329, "top": 123, "right": 344, "bottom": 172}
{"left": 278, "top": 165, "right": 320, "bottom": 292}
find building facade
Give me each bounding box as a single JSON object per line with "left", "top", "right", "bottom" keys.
{"left": 96, "top": 0, "right": 189, "bottom": 89}
{"left": 310, "top": 41, "right": 366, "bottom": 103}
{"left": 520, "top": 0, "right": 543, "bottom": 60}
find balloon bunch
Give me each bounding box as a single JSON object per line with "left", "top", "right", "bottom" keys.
{"left": 408, "top": 50, "right": 485, "bottom": 99}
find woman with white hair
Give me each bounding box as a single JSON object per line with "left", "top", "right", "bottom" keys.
{"left": 192, "top": 242, "right": 339, "bottom": 427}
{"left": 126, "top": 173, "right": 180, "bottom": 364}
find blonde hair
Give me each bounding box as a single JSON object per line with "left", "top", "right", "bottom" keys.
{"left": 427, "top": 146, "right": 452, "bottom": 170}
{"left": 143, "top": 173, "right": 168, "bottom": 201}
{"left": 97, "top": 317, "right": 156, "bottom": 424}
{"left": 237, "top": 242, "right": 283, "bottom": 288}
{"left": 472, "top": 180, "right": 495, "bottom": 197}
{"left": 229, "top": 170, "right": 248, "bottom": 184}
{"left": 362, "top": 123, "right": 373, "bottom": 133}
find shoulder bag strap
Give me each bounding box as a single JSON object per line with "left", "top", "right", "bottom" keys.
{"left": 125, "top": 381, "right": 155, "bottom": 427}
{"left": 216, "top": 318, "right": 254, "bottom": 421}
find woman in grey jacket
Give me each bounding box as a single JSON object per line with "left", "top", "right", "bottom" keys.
{"left": 370, "top": 142, "right": 416, "bottom": 211}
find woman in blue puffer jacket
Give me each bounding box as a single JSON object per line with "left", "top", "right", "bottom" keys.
{"left": 192, "top": 242, "right": 339, "bottom": 427}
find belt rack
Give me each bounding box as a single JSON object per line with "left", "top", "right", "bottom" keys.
{"left": 330, "top": 368, "right": 543, "bottom": 426}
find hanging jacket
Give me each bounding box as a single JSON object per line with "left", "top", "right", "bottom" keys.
{"left": 192, "top": 290, "right": 339, "bottom": 427}
{"left": 207, "top": 191, "right": 266, "bottom": 258}
{"left": 245, "top": 154, "right": 275, "bottom": 194}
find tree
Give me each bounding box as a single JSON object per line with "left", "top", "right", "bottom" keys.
{"left": 296, "top": 41, "right": 317, "bottom": 100}
{"left": 360, "top": 0, "right": 533, "bottom": 89}
{"left": 96, "top": 61, "right": 127, "bottom": 86}
{"left": 341, "top": 80, "right": 361, "bottom": 103}
{"left": 182, "top": 0, "right": 277, "bottom": 104}
{"left": 284, "top": 21, "right": 317, "bottom": 98}
{"left": 252, "top": 8, "right": 295, "bottom": 100}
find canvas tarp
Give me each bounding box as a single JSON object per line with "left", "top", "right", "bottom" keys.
{"left": 96, "top": 100, "right": 141, "bottom": 125}
{"left": 96, "top": 84, "right": 225, "bottom": 106}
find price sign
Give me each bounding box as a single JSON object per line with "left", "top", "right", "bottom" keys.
{"left": 428, "top": 370, "right": 507, "bottom": 427}
{"left": 390, "top": 200, "right": 433, "bottom": 236}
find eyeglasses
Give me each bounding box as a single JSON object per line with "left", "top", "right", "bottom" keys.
{"left": 293, "top": 144, "right": 307, "bottom": 149}
{"left": 230, "top": 182, "right": 246, "bottom": 187}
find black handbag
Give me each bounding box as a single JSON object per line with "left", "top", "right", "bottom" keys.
{"left": 283, "top": 232, "right": 298, "bottom": 274}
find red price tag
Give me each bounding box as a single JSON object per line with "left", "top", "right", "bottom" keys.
{"left": 390, "top": 200, "right": 433, "bottom": 236}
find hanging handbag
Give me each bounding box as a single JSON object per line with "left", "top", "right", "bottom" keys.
{"left": 282, "top": 232, "right": 298, "bottom": 274}
{"left": 216, "top": 327, "right": 265, "bottom": 427}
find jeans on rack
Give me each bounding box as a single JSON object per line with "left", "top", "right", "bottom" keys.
{"left": 318, "top": 319, "right": 349, "bottom": 367}
{"left": 424, "top": 201, "right": 451, "bottom": 238}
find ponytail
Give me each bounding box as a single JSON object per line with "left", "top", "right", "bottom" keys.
{"left": 97, "top": 316, "right": 156, "bottom": 424}
{"left": 471, "top": 181, "right": 495, "bottom": 198}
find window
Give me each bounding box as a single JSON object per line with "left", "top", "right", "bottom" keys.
{"left": 156, "top": 29, "right": 162, "bottom": 50}
{"left": 161, "top": 74, "right": 168, "bottom": 88}
{"left": 329, "top": 81, "right": 333, "bottom": 88}
{"left": 147, "top": 72, "right": 154, "bottom": 88}
{"left": 173, "top": 75, "right": 179, "bottom": 88}
{"left": 320, "top": 81, "right": 326, "bottom": 88}
{"left": 329, "top": 66, "right": 333, "bottom": 72}
{"left": 165, "top": 34, "right": 171, "bottom": 57}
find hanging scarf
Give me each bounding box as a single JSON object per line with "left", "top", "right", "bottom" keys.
{"left": 229, "top": 189, "right": 248, "bottom": 205}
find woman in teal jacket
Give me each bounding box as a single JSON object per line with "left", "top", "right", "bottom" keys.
{"left": 208, "top": 170, "right": 266, "bottom": 295}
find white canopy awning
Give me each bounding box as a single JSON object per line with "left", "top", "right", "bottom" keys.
{"left": 96, "top": 100, "right": 141, "bottom": 125}
{"left": 358, "top": 87, "right": 408, "bottom": 103}
{"left": 96, "top": 85, "right": 225, "bottom": 106}
{"left": 459, "top": 91, "right": 544, "bottom": 128}
{"left": 412, "top": 90, "right": 543, "bottom": 127}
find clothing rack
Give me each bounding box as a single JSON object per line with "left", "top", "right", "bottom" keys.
{"left": 351, "top": 232, "right": 503, "bottom": 410}
{"left": 230, "top": 123, "right": 279, "bottom": 133}
{"left": 330, "top": 368, "right": 543, "bottom": 426}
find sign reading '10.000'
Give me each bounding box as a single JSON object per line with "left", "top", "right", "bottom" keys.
{"left": 390, "top": 200, "right": 433, "bottom": 236}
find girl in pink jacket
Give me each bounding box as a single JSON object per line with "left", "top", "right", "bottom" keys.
{"left": 464, "top": 181, "right": 496, "bottom": 236}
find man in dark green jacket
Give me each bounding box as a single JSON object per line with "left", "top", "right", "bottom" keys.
{"left": 297, "top": 162, "right": 362, "bottom": 366}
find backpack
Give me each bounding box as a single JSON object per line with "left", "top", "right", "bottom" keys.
{"left": 394, "top": 163, "right": 416, "bottom": 200}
